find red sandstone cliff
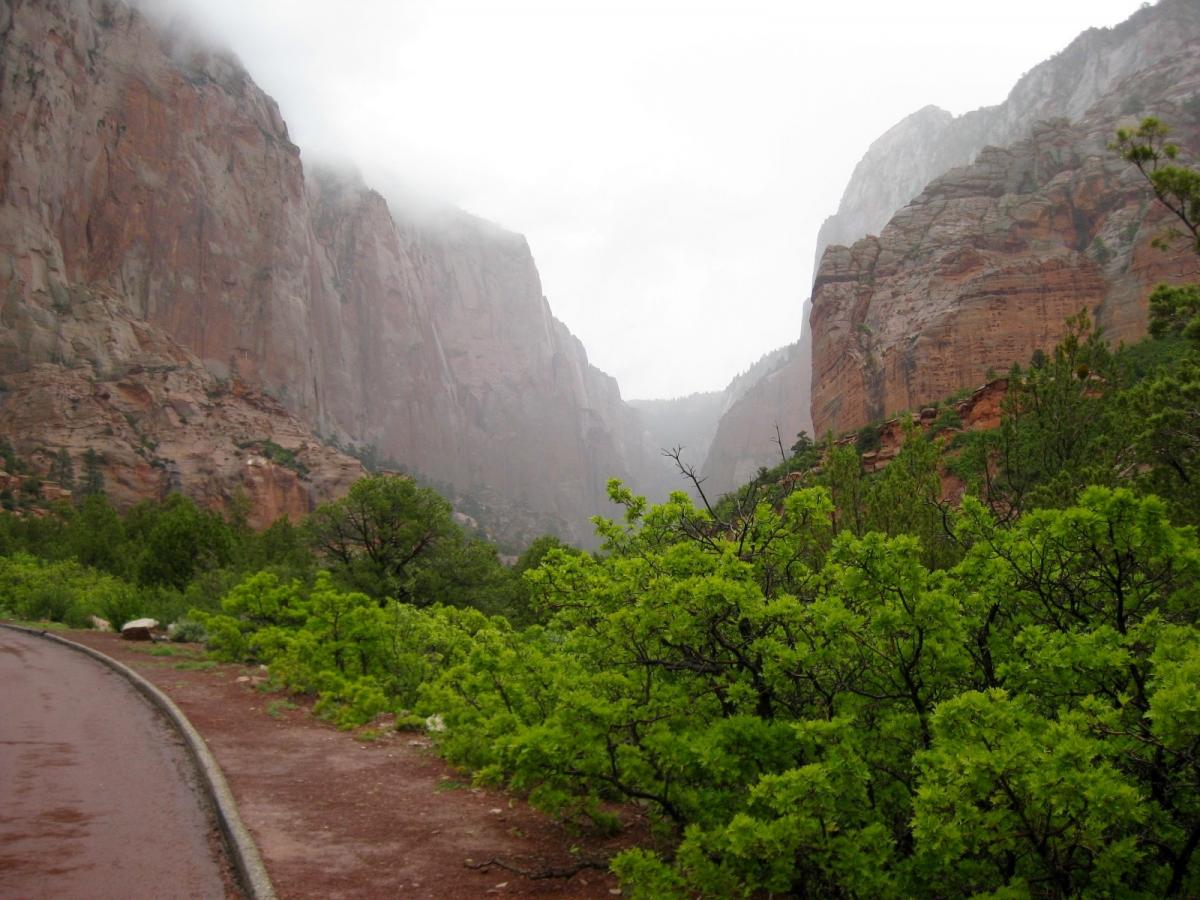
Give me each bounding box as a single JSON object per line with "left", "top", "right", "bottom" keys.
{"left": 0, "top": 289, "right": 363, "bottom": 525}
{"left": 0, "top": 0, "right": 649, "bottom": 543}
{"left": 706, "top": 0, "right": 1200, "bottom": 468}
{"left": 810, "top": 52, "right": 1200, "bottom": 436}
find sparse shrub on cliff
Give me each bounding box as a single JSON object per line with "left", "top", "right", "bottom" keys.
{"left": 854, "top": 423, "right": 881, "bottom": 453}
{"left": 929, "top": 405, "right": 962, "bottom": 435}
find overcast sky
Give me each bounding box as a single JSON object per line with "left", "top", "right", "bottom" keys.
{"left": 143, "top": 0, "right": 1147, "bottom": 400}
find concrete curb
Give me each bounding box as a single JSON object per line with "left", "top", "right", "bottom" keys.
{"left": 0, "top": 624, "right": 277, "bottom": 900}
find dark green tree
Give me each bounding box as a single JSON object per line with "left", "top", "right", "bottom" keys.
{"left": 1115, "top": 118, "right": 1200, "bottom": 342}
{"left": 67, "top": 493, "right": 125, "bottom": 573}
{"left": 48, "top": 448, "right": 75, "bottom": 491}
{"left": 80, "top": 448, "right": 105, "bottom": 498}
{"left": 307, "top": 474, "right": 461, "bottom": 605}
{"left": 124, "top": 494, "right": 235, "bottom": 590}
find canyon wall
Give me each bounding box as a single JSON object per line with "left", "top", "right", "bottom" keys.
{"left": 632, "top": 341, "right": 814, "bottom": 502}
{"left": 815, "top": 0, "right": 1200, "bottom": 269}
{"left": 722, "top": 0, "right": 1200, "bottom": 452}
{"left": 811, "top": 53, "right": 1200, "bottom": 436}
{"left": 792, "top": 0, "right": 1200, "bottom": 441}
{"left": 700, "top": 339, "right": 811, "bottom": 497}
{"left": 0, "top": 0, "right": 649, "bottom": 544}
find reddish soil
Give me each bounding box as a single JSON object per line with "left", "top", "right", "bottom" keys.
{"left": 66, "top": 631, "right": 650, "bottom": 899}
{"left": 0, "top": 628, "right": 239, "bottom": 900}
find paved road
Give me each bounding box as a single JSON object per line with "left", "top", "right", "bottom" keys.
{"left": 0, "top": 629, "right": 235, "bottom": 899}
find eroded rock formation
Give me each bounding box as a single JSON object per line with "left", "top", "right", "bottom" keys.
{"left": 810, "top": 52, "right": 1200, "bottom": 436}
{"left": 778, "top": 0, "right": 1200, "bottom": 445}
{"left": 700, "top": 339, "right": 812, "bottom": 497}
{"left": 814, "top": 0, "right": 1200, "bottom": 269}
{"left": 0, "top": 290, "right": 363, "bottom": 526}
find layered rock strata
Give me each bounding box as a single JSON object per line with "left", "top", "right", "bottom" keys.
{"left": 810, "top": 55, "right": 1200, "bottom": 436}
{"left": 815, "top": 0, "right": 1200, "bottom": 268}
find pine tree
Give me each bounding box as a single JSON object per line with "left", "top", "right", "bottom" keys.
{"left": 48, "top": 448, "right": 75, "bottom": 491}
{"left": 80, "top": 448, "right": 105, "bottom": 498}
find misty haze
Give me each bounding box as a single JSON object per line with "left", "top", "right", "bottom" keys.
{"left": 2, "top": 0, "right": 1200, "bottom": 897}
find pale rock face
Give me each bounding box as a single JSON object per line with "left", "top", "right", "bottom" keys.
{"left": 0, "top": 0, "right": 650, "bottom": 545}
{"left": 794, "top": 0, "right": 1200, "bottom": 440}
{"left": 814, "top": 0, "right": 1200, "bottom": 269}
{"left": 810, "top": 52, "right": 1200, "bottom": 436}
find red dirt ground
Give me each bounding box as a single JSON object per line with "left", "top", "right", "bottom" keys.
{"left": 66, "top": 631, "right": 653, "bottom": 899}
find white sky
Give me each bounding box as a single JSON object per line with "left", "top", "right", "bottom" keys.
{"left": 143, "top": 0, "right": 1148, "bottom": 399}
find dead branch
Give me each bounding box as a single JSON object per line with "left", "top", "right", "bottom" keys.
{"left": 663, "top": 446, "right": 722, "bottom": 522}
{"left": 464, "top": 856, "right": 608, "bottom": 880}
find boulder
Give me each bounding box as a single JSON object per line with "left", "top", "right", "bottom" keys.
{"left": 120, "top": 618, "right": 159, "bottom": 641}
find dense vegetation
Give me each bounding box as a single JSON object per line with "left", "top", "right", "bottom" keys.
{"left": 1, "top": 118, "right": 1199, "bottom": 896}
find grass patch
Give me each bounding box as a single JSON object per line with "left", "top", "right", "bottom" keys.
{"left": 3, "top": 618, "right": 71, "bottom": 631}
{"left": 266, "top": 699, "right": 297, "bottom": 719}
{"left": 174, "top": 659, "right": 218, "bottom": 671}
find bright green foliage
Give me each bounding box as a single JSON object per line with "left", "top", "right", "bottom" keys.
{"left": 913, "top": 691, "right": 1147, "bottom": 898}
{"left": 192, "top": 568, "right": 506, "bottom": 727}
{"left": 0, "top": 552, "right": 162, "bottom": 628}
{"left": 412, "top": 481, "right": 1200, "bottom": 897}
{"left": 1, "top": 375, "right": 1197, "bottom": 897}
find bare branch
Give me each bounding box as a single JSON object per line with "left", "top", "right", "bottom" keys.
{"left": 464, "top": 857, "right": 608, "bottom": 880}
{"left": 662, "top": 446, "right": 721, "bottom": 522}
{"left": 773, "top": 423, "right": 787, "bottom": 465}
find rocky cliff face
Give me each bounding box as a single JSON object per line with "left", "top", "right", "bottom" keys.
{"left": 0, "top": 0, "right": 648, "bottom": 544}
{"left": 810, "top": 53, "right": 1200, "bottom": 436}
{"left": 814, "top": 0, "right": 1200, "bottom": 270}
{"left": 783, "top": 0, "right": 1200, "bottom": 445}
{"left": 705, "top": 2, "right": 1200, "bottom": 493}
{"left": 0, "top": 289, "right": 363, "bottom": 526}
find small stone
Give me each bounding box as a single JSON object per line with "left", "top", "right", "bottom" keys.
{"left": 236, "top": 675, "right": 251, "bottom": 683}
